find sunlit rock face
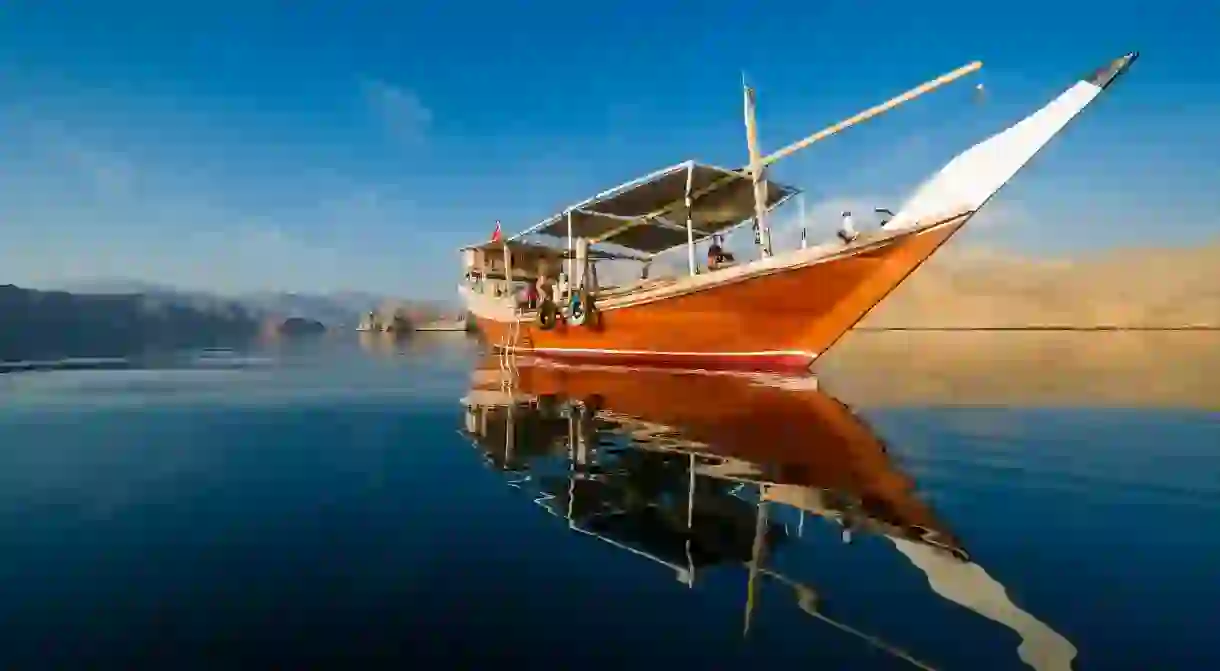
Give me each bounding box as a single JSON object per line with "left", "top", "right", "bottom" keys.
{"left": 861, "top": 242, "right": 1220, "bottom": 329}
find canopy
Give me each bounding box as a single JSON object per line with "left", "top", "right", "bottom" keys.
{"left": 460, "top": 239, "right": 639, "bottom": 264}
{"left": 515, "top": 161, "right": 798, "bottom": 255}
{"left": 461, "top": 240, "right": 643, "bottom": 280}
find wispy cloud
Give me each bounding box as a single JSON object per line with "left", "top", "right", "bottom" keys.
{"left": 359, "top": 78, "right": 433, "bottom": 144}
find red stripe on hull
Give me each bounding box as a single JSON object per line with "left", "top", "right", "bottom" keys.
{"left": 495, "top": 347, "right": 814, "bottom": 373}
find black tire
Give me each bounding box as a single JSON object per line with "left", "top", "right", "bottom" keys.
{"left": 537, "top": 299, "right": 558, "bottom": 330}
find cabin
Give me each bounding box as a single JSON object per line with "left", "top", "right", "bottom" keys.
{"left": 459, "top": 161, "right": 799, "bottom": 311}
{"left": 460, "top": 240, "right": 635, "bottom": 307}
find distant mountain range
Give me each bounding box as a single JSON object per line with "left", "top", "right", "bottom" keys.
{"left": 0, "top": 284, "right": 261, "bottom": 362}
{"left": 40, "top": 279, "right": 453, "bottom": 329}
{"left": 1, "top": 280, "right": 459, "bottom": 362}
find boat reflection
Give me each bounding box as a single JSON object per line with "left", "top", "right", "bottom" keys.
{"left": 460, "top": 358, "right": 1079, "bottom": 671}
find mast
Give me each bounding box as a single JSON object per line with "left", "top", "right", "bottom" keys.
{"left": 590, "top": 60, "right": 983, "bottom": 247}
{"left": 684, "top": 161, "right": 697, "bottom": 276}
{"left": 742, "top": 75, "right": 772, "bottom": 257}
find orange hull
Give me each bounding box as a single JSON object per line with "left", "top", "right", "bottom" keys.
{"left": 473, "top": 219, "right": 965, "bottom": 372}
{"left": 466, "top": 360, "right": 959, "bottom": 549}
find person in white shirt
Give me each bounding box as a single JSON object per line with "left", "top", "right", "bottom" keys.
{"left": 555, "top": 271, "right": 569, "bottom": 304}
{"left": 837, "top": 210, "right": 859, "bottom": 243}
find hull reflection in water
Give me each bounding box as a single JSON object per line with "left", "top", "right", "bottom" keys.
{"left": 460, "top": 358, "right": 1078, "bottom": 671}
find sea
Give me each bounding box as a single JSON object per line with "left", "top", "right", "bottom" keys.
{"left": 1, "top": 331, "right": 1217, "bottom": 669}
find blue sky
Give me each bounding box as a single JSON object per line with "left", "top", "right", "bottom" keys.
{"left": 0, "top": 0, "right": 1215, "bottom": 297}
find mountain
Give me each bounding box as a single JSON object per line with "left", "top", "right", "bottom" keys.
{"left": 39, "top": 280, "right": 451, "bottom": 329}
{"left": 861, "top": 241, "right": 1220, "bottom": 328}
{"left": 0, "top": 284, "right": 261, "bottom": 362}
{"left": 47, "top": 278, "right": 174, "bottom": 295}
{"left": 42, "top": 279, "right": 254, "bottom": 317}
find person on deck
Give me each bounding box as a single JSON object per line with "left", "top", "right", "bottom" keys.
{"left": 838, "top": 210, "right": 859, "bottom": 243}
{"left": 537, "top": 274, "right": 553, "bottom": 306}
{"left": 522, "top": 279, "right": 540, "bottom": 309}
{"left": 706, "top": 242, "right": 735, "bottom": 271}
{"left": 528, "top": 259, "right": 555, "bottom": 309}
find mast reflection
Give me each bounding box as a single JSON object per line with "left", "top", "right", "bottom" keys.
{"left": 460, "top": 358, "right": 1077, "bottom": 671}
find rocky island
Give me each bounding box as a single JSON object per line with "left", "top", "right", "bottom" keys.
{"left": 275, "top": 317, "right": 327, "bottom": 336}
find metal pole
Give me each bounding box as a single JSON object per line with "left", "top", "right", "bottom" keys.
{"left": 799, "top": 192, "right": 808, "bottom": 249}
{"left": 686, "top": 453, "right": 696, "bottom": 529}
{"left": 566, "top": 413, "right": 576, "bottom": 520}
{"left": 685, "top": 453, "right": 697, "bottom": 589}
{"left": 505, "top": 401, "right": 515, "bottom": 464}
{"left": 743, "top": 77, "right": 771, "bottom": 258}
{"left": 565, "top": 209, "right": 574, "bottom": 292}
{"left": 501, "top": 241, "right": 512, "bottom": 298}
{"left": 684, "top": 162, "right": 696, "bottom": 276}
{"left": 743, "top": 494, "right": 769, "bottom": 637}
{"left": 760, "top": 61, "right": 983, "bottom": 168}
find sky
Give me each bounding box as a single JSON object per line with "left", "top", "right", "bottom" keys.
{"left": 0, "top": 0, "right": 1216, "bottom": 297}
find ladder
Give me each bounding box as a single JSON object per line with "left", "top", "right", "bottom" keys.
{"left": 498, "top": 311, "right": 522, "bottom": 378}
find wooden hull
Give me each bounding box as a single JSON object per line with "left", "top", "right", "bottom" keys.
{"left": 469, "top": 218, "right": 966, "bottom": 372}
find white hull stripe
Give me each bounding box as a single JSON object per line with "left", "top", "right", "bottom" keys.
{"left": 498, "top": 346, "right": 816, "bottom": 359}
{"left": 496, "top": 356, "right": 821, "bottom": 388}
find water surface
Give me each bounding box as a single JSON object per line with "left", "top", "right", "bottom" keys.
{"left": 1, "top": 332, "right": 1216, "bottom": 668}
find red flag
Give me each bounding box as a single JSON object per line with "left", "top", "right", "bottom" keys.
{"left": 490, "top": 220, "right": 503, "bottom": 243}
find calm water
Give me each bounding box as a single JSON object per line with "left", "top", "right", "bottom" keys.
{"left": 1, "top": 333, "right": 1218, "bottom": 669}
